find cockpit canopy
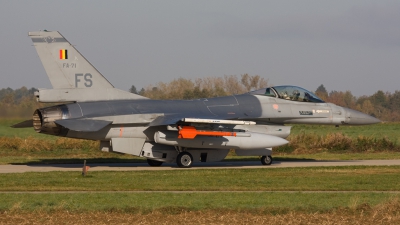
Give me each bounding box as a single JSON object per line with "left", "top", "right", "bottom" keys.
{"left": 249, "top": 85, "right": 325, "bottom": 103}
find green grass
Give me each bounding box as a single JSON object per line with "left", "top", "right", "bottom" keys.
{"left": 0, "top": 192, "right": 397, "bottom": 213}
{"left": 1, "top": 166, "right": 400, "bottom": 191}
{"left": 290, "top": 123, "right": 400, "bottom": 143}
{"left": 0, "top": 119, "right": 55, "bottom": 140}
{"left": 0, "top": 166, "right": 399, "bottom": 212}
{"left": 2, "top": 119, "right": 400, "bottom": 217}
{"left": 0, "top": 147, "right": 144, "bottom": 165}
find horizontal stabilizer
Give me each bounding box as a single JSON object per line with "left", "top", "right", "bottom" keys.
{"left": 55, "top": 119, "right": 112, "bottom": 132}
{"left": 11, "top": 119, "right": 33, "bottom": 128}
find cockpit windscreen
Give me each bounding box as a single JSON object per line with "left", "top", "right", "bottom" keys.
{"left": 249, "top": 86, "right": 325, "bottom": 103}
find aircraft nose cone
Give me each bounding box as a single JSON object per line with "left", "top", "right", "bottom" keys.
{"left": 345, "top": 108, "right": 381, "bottom": 125}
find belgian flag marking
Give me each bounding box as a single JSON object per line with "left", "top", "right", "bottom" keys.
{"left": 59, "top": 49, "right": 68, "bottom": 60}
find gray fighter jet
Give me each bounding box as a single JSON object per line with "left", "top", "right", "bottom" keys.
{"left": 13, "top": 31, "right": 380, "bottom": 167}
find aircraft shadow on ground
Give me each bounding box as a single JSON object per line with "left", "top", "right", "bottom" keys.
{"left": 9, "top": 157, "right": 331, "bottom": 168}
{"left": 11, "top": 158, "right": 145, "bottom": 166}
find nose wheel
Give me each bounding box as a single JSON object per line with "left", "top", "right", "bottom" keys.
{"left": 176, "top": 152, "right": 193, "bottom": 168}
{"left": 261, "top": 155, "right": 273, "bottom": 165}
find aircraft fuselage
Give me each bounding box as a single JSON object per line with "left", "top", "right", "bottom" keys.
{"left": 33, "top": 93, "right": 378, "bottom": 142}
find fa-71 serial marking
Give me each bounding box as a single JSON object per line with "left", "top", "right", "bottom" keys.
{"left": 12, "top": 31, "right": 380, "bottom": 168}
{"left": 62, "top": 63, "right": 77, "bottom": 68}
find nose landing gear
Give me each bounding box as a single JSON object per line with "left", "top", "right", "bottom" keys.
{"left": 261, "top": 155, "right": 273, "bottom": 165}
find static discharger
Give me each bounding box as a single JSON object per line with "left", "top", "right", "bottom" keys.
{"left": 178, "top": 126, "right": 251, "bottom": 139}
{"left": 182, "top": 118, "right": 256, "bottom": 125}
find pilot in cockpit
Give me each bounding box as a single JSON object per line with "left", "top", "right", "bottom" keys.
{"left": 280, "top": 91, "right": 290, "bottom": 100}
{"left": 251, "top": 86, "right": 325, "bottom": 103}
{"left": 292, "top": 90, "right": 300, "bottom": 101}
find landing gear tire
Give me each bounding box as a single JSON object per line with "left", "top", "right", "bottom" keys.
{"left": 176, "top": 152, "right": 193, "bottom": 168}
{"left": 261, "top": 155, "right": 273, "bottom": 165}
{"left": 147, "top": 159, "right": 163, "bottom": 167}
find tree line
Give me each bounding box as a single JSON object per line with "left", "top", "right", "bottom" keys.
{"left": 1, "top": 74, "right": 399, "bottom": 121}
{"left": 0, "top": 87, "right": 44, "bottom": 118}
{"left": 131, "top": 74, "right": 268, "bottom": 100}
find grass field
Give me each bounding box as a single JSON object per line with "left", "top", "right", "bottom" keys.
{"left": 0, "top": 192, "right": 397, "bottom": 212}
{"left": 1, "top": 166, "right": 400, "bottom": 191}
{"left": 0, "top": 119, "right": 54, "bottom": 140}
{"left": 1, "top": 166, "right": 400, "bottom": 224}
{"left": 2, "top": 200, "right": 400, "bottom": 225}
{"left": 291, "top": 123, "right": 400, "bottom": 142}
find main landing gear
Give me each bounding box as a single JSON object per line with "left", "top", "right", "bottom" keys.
{"left": 261, "top": 155, "right": 273, "bottom": 165}
{"left": 176, "top": 152, "right": 193, "bottom": 168}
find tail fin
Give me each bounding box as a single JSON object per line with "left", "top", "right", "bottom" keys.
{"left": 29, "top": 30, "right": 113, "bottom": 89}
{"left": 29, "top": 30, "right": 147, "bottom": 102}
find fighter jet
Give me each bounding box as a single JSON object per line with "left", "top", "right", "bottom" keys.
{"left": 12, "top": 31, "right": 380, "bottom": 168}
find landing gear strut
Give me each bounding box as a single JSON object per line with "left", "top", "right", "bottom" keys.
{"left": 176, "top": 152, "right": 193, "bottom": 168}
{"left": 261, "top": 155, "right": 273, "bottom": 165}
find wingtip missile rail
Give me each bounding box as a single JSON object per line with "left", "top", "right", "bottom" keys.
{"left": 182, "top": 118, "right": 256, "bottom": 125}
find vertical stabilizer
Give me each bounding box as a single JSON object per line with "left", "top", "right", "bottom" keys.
{"left": 29, "top": 31, "right": 114, "bottom": 89}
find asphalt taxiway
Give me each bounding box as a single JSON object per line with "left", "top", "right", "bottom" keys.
{"left": 1, "top": 160, "right": 400, "bottom": 173}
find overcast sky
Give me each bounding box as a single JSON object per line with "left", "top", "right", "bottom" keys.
{"left": 0, "top": 1, "right": 399, "bottom": 96}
